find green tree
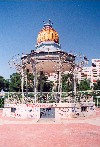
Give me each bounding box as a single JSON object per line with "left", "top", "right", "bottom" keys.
{"left": 0, "top": 76, "right": 9, "bottom": 92}
{"left": 26, "top": 72, "right": 34, "bottom": 92}
{"left": 43, "top": 81, "right": 54, "bottom": 92}
{"left": 37, "top": 71, "right": 53, "bottom": 92}
{"left": 93, "top": 80, "right": 100, "bottom": 90}
{"left": 9, "top": 73, "right": 21, "bottom": 92}
{"left": 62, "top": 74, "right": 73, "bottom": 92}
{"left": 0, "top": 76, "right": 5, "bottom": 91}
{"left": 3, "top": 79, "right": 9, "bottom": 92}
{"left": 78, "top": 79, "right": 91, "bottom": 91}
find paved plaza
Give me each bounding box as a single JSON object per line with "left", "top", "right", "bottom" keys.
{"left": 0, "top": 109, "right": 100, "bottom": 147}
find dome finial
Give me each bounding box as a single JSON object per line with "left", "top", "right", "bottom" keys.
{"left": 43, "top": 19, "right": 53, "bottom": 27}
{"left": 49, "top": 19, "right": 51, "bottom": 24}
{"left": 43, "top": 20, "right": 45, "bottom": 25}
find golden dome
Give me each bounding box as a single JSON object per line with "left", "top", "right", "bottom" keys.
{"left": 37, "top": 20, "right": 59, "bottom": 44}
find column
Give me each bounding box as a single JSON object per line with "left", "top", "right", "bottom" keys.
{"left": 72, "top": 65, "right": 77, "bottom": 100}
{"left": 58, "top": 54, "right": 62, "bottom": 102}
{"left": 25, "top": 73, "right": 28, "bottom": 99}
{"left": 34, "top": 67, "right": 37, "bottom": 103}
{"left": 32, "top": 60, "right": 37, "bottom": 103}
{"left": 58, "top": 71, "right": 62, "bottom": 102}
{"left": 97, "top": 98, "right": 98, "bottom": 108}
{"left": 73, "top": 73, "right": 77, "bottom": 96}
{"left": 21, "top": 60, "right": 24, "bottom": 100}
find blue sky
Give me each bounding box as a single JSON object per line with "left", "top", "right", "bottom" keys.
{"left": 0, "top": 0, "right": 100, "bottom": 79}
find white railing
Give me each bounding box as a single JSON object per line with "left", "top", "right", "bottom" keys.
{"left": 0, "top": 90, "right": 100, "bottom": 105}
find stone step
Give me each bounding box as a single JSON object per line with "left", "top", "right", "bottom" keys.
{"left": 37, "top": 118, "right": 55, "bottom": 123}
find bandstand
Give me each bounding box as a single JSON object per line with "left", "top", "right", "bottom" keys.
{"left": 3, "top": 20, "right": 95, "bottom": 120}
{"left": 21, "top": 20, "right": 75, "bottom": 103}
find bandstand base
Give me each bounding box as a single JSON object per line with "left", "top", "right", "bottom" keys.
{"left": 2, "top": 102, "right": 95, "bottom": 120}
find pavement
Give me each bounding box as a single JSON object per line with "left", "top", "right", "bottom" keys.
{"left": 0, "top": 108, "right": 100, "bottom": 147}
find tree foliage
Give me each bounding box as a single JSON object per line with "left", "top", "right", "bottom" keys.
{"left": 9, "top": 73, "right": 21, "bottom": 92}
{"left": 62, "top": 74, "right": 73, "bottom": 92}
{"left": 0, "top": 76, "right": 9, "bottom": 92}
{"left": 3, "top": 79, "right": 9, "bottom": 92}
{"left": 25, "top": 72, "right": 34, "bottom": 92}
{"left": 78, "top": 79, "right": 91, "bottom": 91}
{"left": 0, "top": 76, "right": 5, "bottom": 92}
{"left": 62, "top": 75, "right": 92, "bottom": 92}
{"left": 0, "top": 72, "right": 54, "bottom": 92}
{"left": 37, "top": 71, "right": 53, "bottom": 92}
{"left": 93, "top": 80, "right": 100, "bottom": 90}
{"left": 0, "top": 72, "right": 95, "bottom": 93}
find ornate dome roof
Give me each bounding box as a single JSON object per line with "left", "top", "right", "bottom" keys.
{"left": 37, "top": 20, "right": 59, "bottom": 44}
